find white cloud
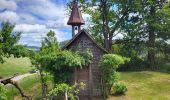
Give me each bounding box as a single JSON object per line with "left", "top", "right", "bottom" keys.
{"left": 17, "top": 0, "right": 65, "bottom": 20}
{"left": 19, "top": 13, "right": 40, "bottom": 24}
{"left": 14, "top": 24, "right": 47, "bottom": 33}
{"left": 0, "top": 0, "right": 17, "bottom": 11}
{"left": 0, "top": 0, "right": 73, "bottom": 46}
{"left": 0, "top": 11, "right": 20, "bottom": 23}
{"left": 14, "top": 24, "right": 69, "bottom": 46}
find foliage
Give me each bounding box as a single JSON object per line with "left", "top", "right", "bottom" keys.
{"left": 0, "top": 83, "right": 8, "bottom": 100}
{"left": 48, "top": 82, "right": 85, "bottom": 100}
{"left": 67, "top": 0, "right": 170, "bottom": 68}
{"left": 67, "top": 0, "right": 133, "bottom": 50}
{"left": 121, "top": 0, "right": 170, "bottom": 68}
{"left": 78, "top": 49, "right": 93, "bottom": 66}
{"left": 0, "top": 22, "right": 25, "bottom": 63}
{"left": 112, "top": 83, "right": 127, "bottom": 95}
{"left": 100, "top": 54, "right": 128, "bottom": 70}
{"left": 30, "top": 30, "right": 61, "bottom": 98}
{"left": 99, "top": 54, "right": 128, "bottom": 97}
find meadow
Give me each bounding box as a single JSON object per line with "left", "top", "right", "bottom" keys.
{"left": 0, "top": 57, "right": 32, "bottom": 77}
{"left": 109, "top": 71, "right": 170, "bottom": 100}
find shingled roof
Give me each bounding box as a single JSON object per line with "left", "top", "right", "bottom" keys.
{"left": 63, "top": 29, "right": 108, "bottom": 53}
{"left": 67, "top": 2, "right": 85, "bottom": 26}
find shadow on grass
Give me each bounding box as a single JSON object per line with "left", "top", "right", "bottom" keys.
{"left": 111, "top": 93, "right": 125, "bottom": 97}
{"left": 118, "top": 66, "right": 170, "bottom": 74}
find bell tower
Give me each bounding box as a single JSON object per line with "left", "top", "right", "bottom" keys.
{"left": 67, "top": 0, "right": 85, "bottom": 37}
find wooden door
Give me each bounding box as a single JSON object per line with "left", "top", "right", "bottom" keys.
{"left": 76, "top": 67, "right": 89, "bottom": 96}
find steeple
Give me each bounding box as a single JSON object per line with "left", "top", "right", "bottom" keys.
{"left": 67, "top": 1, "right": 85, "bottom": 37}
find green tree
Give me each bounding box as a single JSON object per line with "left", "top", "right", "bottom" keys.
{"left": 122, "top": 0, "right": 170, "bottom": 68}
{"left": 67, "top": 0, "right": 132, "bottom": 51}
{"left": 69, "top": 0, "right": 170, "bottom": 68}
{"left": 31, "top": 30, "right": 60, "bottom": 98}
{"left": 0, "top": 22, "right": 20, "bottom": 63}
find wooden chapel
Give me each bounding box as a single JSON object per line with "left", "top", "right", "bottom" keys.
{"left": 64, "top": 1, "right": 107, "bottom": 99}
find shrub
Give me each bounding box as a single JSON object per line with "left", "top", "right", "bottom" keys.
{"left": 48, "top": 82, "right": 85, "bottom": 100}
{"left": 113, "top": 83, "right": 127, "bottom": 95}
{"left": 0, "top": 83, "right": 7, "bottom": 100}
{"left": 99, "top": 54, "right": 129, "bottom": 97}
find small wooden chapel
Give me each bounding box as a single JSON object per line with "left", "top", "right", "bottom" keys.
{"left": 64, "top": 1, "right": 107, "bottom": 99}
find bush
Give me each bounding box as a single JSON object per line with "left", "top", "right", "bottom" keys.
{"left": 48, "top": 82, "right": 85, "bottom": 100}
{"left": 0, "top": 83, "right": 8, "bottom": 100}
{"left": 161, "top": 63, "right": 170, "bottom": 72}
{"left": 99, "top": 54, "right": 129, "bottom": 97}
{"left": 118, "top": 57, "right": 148, "bottom": 71}
{"left": 112, "top": 83, "right": 127, "bottom": 95}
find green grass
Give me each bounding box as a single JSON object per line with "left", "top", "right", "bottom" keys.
{"left": 109, "top": 71, "right": 170, "bottom": 100}
{"left": 0, "top": 57, "right": 32, "bottom": 77}
{"left": 6, "top": 74, "right": 54, "bottom": 100}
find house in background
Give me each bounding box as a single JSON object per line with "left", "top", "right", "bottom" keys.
{"left": 64, "top": 1, "right": 107, "bottom": 100}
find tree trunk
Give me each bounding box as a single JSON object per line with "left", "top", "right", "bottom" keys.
{"left": 65, "top": 91, "right": 68, "bottom": 100}
{"left": 147, "top": 6, "right": 156, "bottom": 69}
{"left": 101, "top": 0, "right": 110, "bottom": 51}
{"left": 39, "top": 70, "right": 47, "bottom": 99}
{"left": 0, "top": 75, "right": 31, "bottom": 100}
{"left": 148, "top": 28, "right": 155, "bottom": 69}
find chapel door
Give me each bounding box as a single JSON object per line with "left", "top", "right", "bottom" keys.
{"left": 76, "top": 66, "right": 89, "bottom": 96}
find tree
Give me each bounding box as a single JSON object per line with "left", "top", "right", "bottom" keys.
{"left": 31, "top": 30, "right": 60, "bottom": 98}
{"left": 121, "top": 0, "right": 170, "bottom": 68}
{"left": 69, "top": 0, "right": 170, "bottom": 68}
{"left": 67, "top": 0, "right": 131, "bottom": 51}
{"left": 0, "top": 22, "right": 20, "bottom": 63}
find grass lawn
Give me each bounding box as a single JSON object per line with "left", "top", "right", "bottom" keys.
{"left": 0, "top": 57, "right": 32, "bottom": 77}
{"left": 109, "top": 71, "right": 170, "bottom": 100}
{"left": 6, "top": 74, "right": 54, "bottom": 100}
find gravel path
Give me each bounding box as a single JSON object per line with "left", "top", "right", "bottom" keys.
{"left": 11, "top": 73, "right": 37, "bottom": 81}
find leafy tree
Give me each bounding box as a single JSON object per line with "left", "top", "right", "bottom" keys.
{"left": 122, "top": 0, "right": 170, "bottom": 68}
{"left": 67, "top": 0, "right": 132, "bottom": 51}
{"left": 0, "top": 22, "right": 20, "bottom": 63}
{"left": 68, "top": 0, "right": 170, "bottom": 69}
{"left": 31, "top": 30, "right": 60, "bottom": 98}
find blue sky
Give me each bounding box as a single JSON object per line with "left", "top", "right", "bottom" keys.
{"left": 0, "top": 0, "right": 81, "bottom": 47}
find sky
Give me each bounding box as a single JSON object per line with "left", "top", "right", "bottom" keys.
{"left": 0, "top": 0, "right": 84, "bottom": 47}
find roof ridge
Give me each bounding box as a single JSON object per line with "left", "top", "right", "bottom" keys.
{"left": 63, "top": 29, "right": 108, "bottom": 53}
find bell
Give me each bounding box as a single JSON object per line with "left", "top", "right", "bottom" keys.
{"left": 75, "top": 26, "right": 78, "bottom": 30}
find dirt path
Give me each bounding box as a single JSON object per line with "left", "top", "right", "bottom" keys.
{"left": 12, "top": 73, "right": 37, "bottom": 81}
